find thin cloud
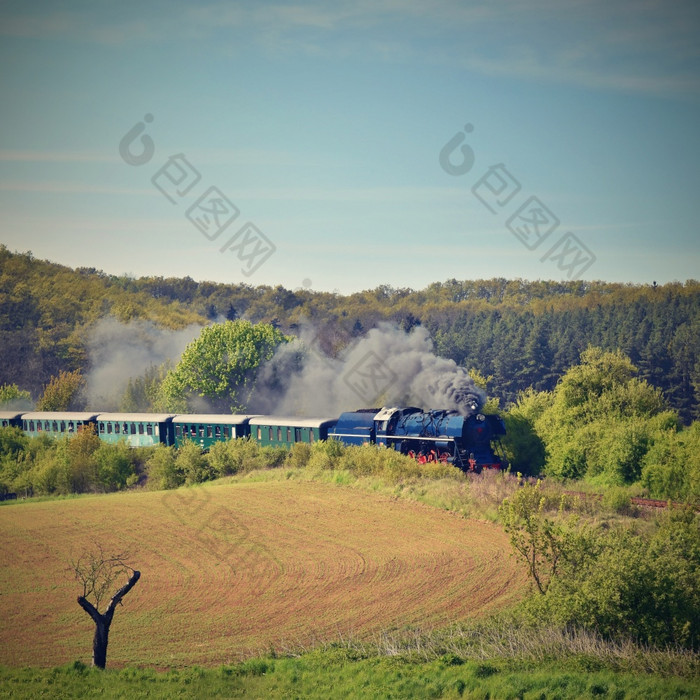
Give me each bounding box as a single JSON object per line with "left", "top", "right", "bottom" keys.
{"left": 0, "top": 180, "right": 151, "bottom": 195}
{"left": 0, "top": 150, "right": 118, "bottom": 164}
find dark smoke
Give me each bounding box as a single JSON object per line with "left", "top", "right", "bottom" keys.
{"left": 255, "top": 323, "right": 486, "bottom": 417}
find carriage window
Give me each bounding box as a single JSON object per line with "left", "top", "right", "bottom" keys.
{"left": 287, "top": 427, "right": 291, "bottom": 442}
{"left": 67, "top": 422, "right": 74, "bottom": 432}
{"left": 147, "top": 424, "right": 153, "bottom": 436}
{"left": 107, "top": 423, "right": 113, "bottom": 434}
{"left": 277, "top": 427, "right": 282, "bottom": 442}
{"left": 206, "top": 426, "right": 212, "bottom": 438}
{"left": 223, "top": 426, "right": 229, "bottom": 438}
{"left": 99, "top": 422, "right": 105, "bottom": 434}
{"left": 257, "top": 427, "right": 262, "bottom": 440}
{"left": 175, "top": 425, "right": 182, "bottom": 437}
{"left": 295, "top": 428, "right": 302, "bottom": 442}
{"left": 155, "top": 424, "right": 159, "bottom": 436}
{"left": 215, "top": 426, "right": 221, "bottom": 438}
{"left": 268, "top": 427, "right": 273, "bottom": 441}
{"left": 309, "top": 430, "right": 315, "bottom": 443}
{"left": 130, "top": 423, "right": 136, "bottom": 435}
{"left": 198, "top": 425, "right": 204, "bottom": 437}
{"left": 139, "top": 423, "right": 144, "bottom": 435}
{"left": 60, "top": 422, "right": 66, "bottom": 433}
{"left": 123, "top": 423, "right": 129, "bottom": 434}
{"left": 28, "top": 421, "right": 34, "bottom": 431}
{"left": 52, "top": 421, "right": 58, "bottom": 431}
{"left": 115, "top": 423, "right": 120, "bottom": 434}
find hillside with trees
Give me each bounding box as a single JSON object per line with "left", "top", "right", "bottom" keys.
{"left": 1, "top": 246, "right": 698, "bottom": 423}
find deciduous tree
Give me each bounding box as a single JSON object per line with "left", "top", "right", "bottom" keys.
{"left": 156, "top": 320, "right": 290, "bottom": 412}
{"left": 72, "top": 547, "right": 140, "bottom": 669}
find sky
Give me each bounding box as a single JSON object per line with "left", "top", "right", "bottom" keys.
{"left": 1, "top": 0, "right": 699, "bottom": 294}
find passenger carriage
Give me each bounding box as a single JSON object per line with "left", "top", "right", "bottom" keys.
{"left": 21, "top": 412, "right": 99, "bottom": 438}
{"left": 172, "top": 414, "right": 256, "bottom": 449}
{"left": 249, "top": 416, "right": 337, "bottom": 448}
{"left": 96, "top": 413, "right": 176, "bottom": 447}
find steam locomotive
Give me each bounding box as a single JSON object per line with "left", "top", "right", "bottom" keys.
{"left": 0, "top": 406, "right": 506, "bottom": 472}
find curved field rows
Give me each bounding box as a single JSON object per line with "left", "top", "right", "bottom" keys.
{"left": 0, "top": 481, "right": 527, "bottom": 667}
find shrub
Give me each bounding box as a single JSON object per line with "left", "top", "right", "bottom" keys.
{"left": 306, "top": 439, "right": 345, "bottom": 471}
{"left": 286, "top": 442, "right": 312, "bottom": 469}
{"left": 94, "top": 441, "right": 136, "bottom": 491}
{"left": 176, "top": 440, "right": 214, "bottom": 484}
{"left": 145, "top": 445, "right": 182, "bottom": 490}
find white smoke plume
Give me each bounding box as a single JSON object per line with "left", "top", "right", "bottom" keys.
{"left": 85, "top": 318, "right": 203, "bottom": 410}
{"left": 254, "top": 323, "right": 486, "bottom": 417}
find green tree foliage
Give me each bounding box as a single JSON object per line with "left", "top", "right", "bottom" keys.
{"left": 0, "top": 426, "right": 29, "bottom": 494}
{"left": 144, "top": 445, "right": 182, "bottom": 490}
{"left": 502, "top": 481, "right": 699, "bottom": 648}
{"left": 501, "top": 388, "right": 551, "bottom": 475}
{"left": 521, "top": 348, "right": 679, "bottom": 486}
{"left": 94, "top": 442, "right": 138, "bottom": 491}
{"left": 641, "top": 422, "right": 700, "bottom": 502}
{"left": 157, "top": 320, "right": 290, "bottom": 412}
{"left": 36, "top": 370, "right": 85, "bottom": 411}
{"left": 521, "top": 507, "right": 700, "bottom": 648}
{"left": 498, "top": 481, "right": 583, "bottom": 594}
{"left": 0, "top": 383, "right": 32, "bottom": 409}
{"left": 0, "top": 426, "right": 139, "bottom": 495}
{"left": 176, "top": 440, "right": 214, "bottom": 485}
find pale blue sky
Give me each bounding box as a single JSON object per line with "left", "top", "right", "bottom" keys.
{"left": 1, "top": 0, "right": 698, "bottom": 293}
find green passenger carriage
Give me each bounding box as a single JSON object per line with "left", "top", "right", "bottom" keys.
{"left": 96, "top": 413, "right": 175, "bottom": 447}
{"left": 21, "top": 412, "right": 99, "bottom": 438}
{"left": 172, "top": 414, "right": 256, "bottom": 450}
{"left": 248, "top": 416, "right": 337, "bottom": 448}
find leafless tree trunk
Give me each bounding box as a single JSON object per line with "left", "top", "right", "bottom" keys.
{"left": 72, "top": 547, "right": 140, "bottom": 669}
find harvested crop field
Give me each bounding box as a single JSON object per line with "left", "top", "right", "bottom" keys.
{"left": 0, "top": 480, "right": 527, "bottom": 668}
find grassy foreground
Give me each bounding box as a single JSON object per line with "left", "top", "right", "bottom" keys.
{"left": 1, "top": 651, "right": 699, "bottom": 699}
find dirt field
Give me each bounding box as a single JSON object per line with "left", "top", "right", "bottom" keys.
{"left": 0, "top": 480, "right": 527, "bottom": 668}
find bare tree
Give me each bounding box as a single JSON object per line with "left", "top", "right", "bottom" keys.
{"left": 72, "top": 546, "right": 140, "bottom": 669}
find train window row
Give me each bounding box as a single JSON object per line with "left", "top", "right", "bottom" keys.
{"left": 23, "top": 420, "right": 80, "bottom": 433}
{"left": 175, "top": 424, "right": 231, "bottom": 439}
{"left": 255, "top": 426, "right": 316, "bottom": 443}
{"left": 99, "top": 422, "right": 156, "bottom": 436}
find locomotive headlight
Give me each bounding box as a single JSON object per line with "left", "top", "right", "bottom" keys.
{"left": 476, "top": 413, "right": 485, "bottom": 421}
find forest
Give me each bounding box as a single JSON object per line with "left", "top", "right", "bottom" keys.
{"left": 1, "top": 245, "right": 698, "bottom": 422}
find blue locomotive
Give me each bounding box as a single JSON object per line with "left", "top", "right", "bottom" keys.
{"left": 330, "top": 407, "right": 505, "bottom": 470}
{"left": 0, "top": 406, "right": 506, "bottom": 472}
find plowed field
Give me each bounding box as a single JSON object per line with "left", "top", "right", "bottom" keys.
{"left": 0, "top": 481, "right": 527, "bottom": 667}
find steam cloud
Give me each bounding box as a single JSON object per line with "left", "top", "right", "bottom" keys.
{"left": 85, "top": 319, "right": 485, "bottom": 417}
{"left": 85, "top": 318, "right": 202, "bottom": 410}
{"left": 253, "top": 323, "right": 486, "bottom": 417}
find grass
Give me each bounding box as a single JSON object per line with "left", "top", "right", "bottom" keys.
{"left": 1, "top": 645, "right": 698, "bottom": 699}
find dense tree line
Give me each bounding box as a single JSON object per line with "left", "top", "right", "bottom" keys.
{"left": 1, "top": 247, "right": 698, "bottom": 421}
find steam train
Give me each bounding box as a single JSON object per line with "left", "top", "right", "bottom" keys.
{"left": 0, "top": 406, "right": 506, "bottom": 472}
